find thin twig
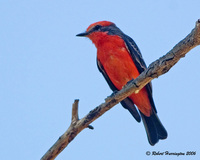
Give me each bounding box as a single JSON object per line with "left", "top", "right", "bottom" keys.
{"left": 71, "top": 99, "right": 79, "bottom": 124}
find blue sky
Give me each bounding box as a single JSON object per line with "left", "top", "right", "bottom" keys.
{"left": 0, "top": 0, "right": 200, "bottom": 160}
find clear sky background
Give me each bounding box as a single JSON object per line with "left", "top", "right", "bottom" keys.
{"left": 0, "top": 1, "right": 200, "bottom": 160}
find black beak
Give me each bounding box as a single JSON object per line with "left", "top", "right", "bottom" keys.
{"left": 76, "top": 32, "right": 89, "bottom": 37}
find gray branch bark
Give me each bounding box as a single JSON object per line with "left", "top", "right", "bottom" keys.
{"left": 41, "top": 19, "right": 200, "bottom": 160}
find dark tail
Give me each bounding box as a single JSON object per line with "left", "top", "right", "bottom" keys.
{"left": 140, "top": 110, "right": 168, "bottom": 146}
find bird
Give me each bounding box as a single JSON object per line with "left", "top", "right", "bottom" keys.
{"left": 76, "top": 21, "right": 167, "bottom": 145}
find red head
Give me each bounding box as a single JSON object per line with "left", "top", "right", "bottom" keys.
{"left": 76, "top": 21, "right": 123, "bottom": 45}
{"left": 86, "top": 21, "right": 114, "bottom": 32}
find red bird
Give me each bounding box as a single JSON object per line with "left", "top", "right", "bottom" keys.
{"left": 77, "top": 21, "right": 167, "bottom": 145}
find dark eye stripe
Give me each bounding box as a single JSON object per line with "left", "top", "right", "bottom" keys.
{"left": 93, "top": 25, "right": 101, "bottom": 30}
{"left": 87, "top": 25, "right": 102, "bottom": 32}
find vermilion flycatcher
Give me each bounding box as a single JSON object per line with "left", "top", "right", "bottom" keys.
{"left": 77, "top": 21, "right": 167, "bottom": 145}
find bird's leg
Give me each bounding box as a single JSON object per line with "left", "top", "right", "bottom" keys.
{"left": 125, "top": 78, "right": 134, "bottom": 86}
{"left": 124, "top": 78, "right": 139, "bottom": 94}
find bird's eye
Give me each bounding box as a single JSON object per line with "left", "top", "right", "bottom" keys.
{"left": 93, "top": 25, "right": 101, "bottom": 31}
{"left": 87, "top": 24, "right": 102, "bottom": 33}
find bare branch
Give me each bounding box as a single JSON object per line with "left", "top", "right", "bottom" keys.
{"left": 71, "top": 99, "right": 79, "bottom": 124}
{"left": 41, "top": 19, "right": 200, "bottom": 160}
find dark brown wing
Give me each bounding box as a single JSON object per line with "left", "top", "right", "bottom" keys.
{"left": 122, "top": 35, "right": 169, "bottom": 145}
{"left": 97, "top": 59, "right": 141, "bottom": 122}
{"left": 122, "top": 35, "right": 157, "bottom": 113}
